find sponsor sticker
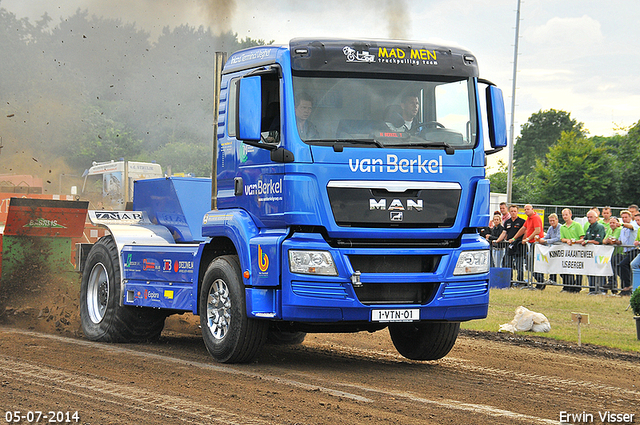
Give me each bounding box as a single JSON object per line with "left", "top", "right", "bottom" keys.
{"left": 22, "top": 218, "right": 66, "bottom": 229}
{"left": 349, "top": 155, "right": 442, "bottom": 174}
{"left": 258, "top": 245, "right": 269, "bottom": 273}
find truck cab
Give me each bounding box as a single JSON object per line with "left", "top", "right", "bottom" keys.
{"left": 79, "top": 38, "right": 506, "bottom": 363}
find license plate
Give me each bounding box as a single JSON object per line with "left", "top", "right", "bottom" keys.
{"left": 371, "top": 309, "right": 419, "bottom": 322}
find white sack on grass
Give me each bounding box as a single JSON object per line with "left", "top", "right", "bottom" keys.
{"left": 498, "top": 306, "right": 551, "bottom": 333}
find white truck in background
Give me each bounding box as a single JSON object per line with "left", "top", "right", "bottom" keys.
{"left": 81, "top": 160, "right": 163, "bottom": 209}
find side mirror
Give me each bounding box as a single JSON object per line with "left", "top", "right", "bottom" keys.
{"left": 485, "top": 85, "right": 507, "bottom": 149}
{"left": 237, "top": 76, "right": 262, "bottom": 141}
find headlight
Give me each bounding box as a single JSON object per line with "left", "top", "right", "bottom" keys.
{"left": 289, "top": 250, "right": 338, "bottom": 276}
{"left": 453, "top": 250, "right": 489, "bottom": 275}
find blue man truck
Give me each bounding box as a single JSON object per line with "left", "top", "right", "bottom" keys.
{"left": 78, "top": 38, "right": 507, "bottom": 363}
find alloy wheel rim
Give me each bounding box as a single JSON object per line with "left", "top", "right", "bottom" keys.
{"left": 87, "top": 262, "right": 109, "bottom": 324}
{"left": 206, "top": 279, "right": 231, "bottom": 340}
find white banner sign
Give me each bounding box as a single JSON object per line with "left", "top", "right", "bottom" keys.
{"left": 533, "top": 244, "right": 614, "bottom": 276}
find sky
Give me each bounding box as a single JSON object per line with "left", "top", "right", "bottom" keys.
{"left": 4, "top": 0, "right": 640, "bottom": 171}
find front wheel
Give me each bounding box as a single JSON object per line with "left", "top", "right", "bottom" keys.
{"left": 389, "top": 322, "right": 460, "bottom": 361}
{"left": 199, "top": 255, "right": 268, "bottom": 363}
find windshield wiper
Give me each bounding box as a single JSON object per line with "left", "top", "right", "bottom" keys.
{"left": 308, "top": 139, "right": 384, "bottom": 151}
{"left": 390, "top": 141, "right": 455, "bottom": 155}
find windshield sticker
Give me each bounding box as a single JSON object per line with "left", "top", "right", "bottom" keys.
{"left": 343, "top": 46, "right": 438, "bottom": 66}
{"left": 349, "top": 155, "right": 442, "bottom": 174}
{"left": 343, "top": 46, "right": 375, "bottom": 63}
{"left": 229, "top": 48, "right": 274, "bottom": 65}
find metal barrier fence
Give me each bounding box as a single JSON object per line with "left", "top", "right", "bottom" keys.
{"left": 490, "top": 241, "right": 639, "bottom": 294}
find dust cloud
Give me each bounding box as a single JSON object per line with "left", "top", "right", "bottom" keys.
{"left": 1, "top": 0, "right": 413, "bottom": 190}
{"left": 199, "top": 0, "right": 237, "bottom": 34}
{"left": 78, "top": 0, "right": 237, "bottom": 36}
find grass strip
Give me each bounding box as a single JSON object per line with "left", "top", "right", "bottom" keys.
{"left": 461, "top": 285, "right": 640, "bottom": 352}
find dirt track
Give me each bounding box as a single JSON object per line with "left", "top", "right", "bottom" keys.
{"left": 0, "top": 316, "right": 639, "bottom": 424}
{"left": 0, "top": 271, "right": 639, "bottom": 424}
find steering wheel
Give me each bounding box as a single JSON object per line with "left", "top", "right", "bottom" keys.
{"left": 423, "top": 121, "right": 445, "bottom": 128}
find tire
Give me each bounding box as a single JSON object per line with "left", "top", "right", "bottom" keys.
{"left": 266, "top": 329, "right": 307, "bottom": 345}
{"left": 80, "top": 236, "right": 166, "bottom": 342}
{"left": 199, "top": 255, "right": 268, "bottom": 363}
{"left": 389, "top": 322, "right": 460, "bottom": 361}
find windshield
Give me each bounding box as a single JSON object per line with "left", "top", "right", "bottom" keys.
{"left": 291, "top": 75, "right": 476, "bottom": 149}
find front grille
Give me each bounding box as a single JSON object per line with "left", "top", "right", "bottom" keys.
{"left": 354, "top": 283, "right": 438, "bottom": 305}
{"left": 348, "top": 255, "right": 440, "bottom": 273}
{"left": 327, "top": 184, "right": 461, "bottom": 228}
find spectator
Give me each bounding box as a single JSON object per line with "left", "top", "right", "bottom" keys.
{"left": 539, "top": 213, "right": 561, "bottom": 246}
{"left": 612, "top": 210, "right": 636, "bottom": 295}
{"left": 495, "top": 205, "right": 526, "bottom": 284}
{"left": 602, "top": 207, "right": 613, "bottom": 231}
{"left": 583, "top": 207, "right": 601, "bottom": 232}
{"left": 603, "top": 216, "right": 622, "bottom": 293}
{"left": 629, "top": 221, "right": 640, "bottom": 294}
{"left": 622, "top": 213, "right": 640, "bottom": 295}
{"left": 499, "top": 202, "right": 509, "bottom": 225}
{"left": 539, "top": 212, "right": 561, "bottom": 286}
{"left": 489, "top": 203, "right": 506, "bottom": 228}
{"left": 560, "top": 208, "right": 585, "bottom": 245}
{"left": 581, "top": 210, "right": 606, "bottom": 294}
{"left": 603, "top": 216, "right": 623, "bottom": 252}
{"left": 582, "top": 210, "right": 606, "bottom": 246}
{"left": 486, "top": 212, "right": 505, "bottom": 267}
{"left": 510, "top": 204, "right": 545, "bottom": 289}
{"left": 560, "top": 208, "right": 585, "bottom": 292}
{"left": 626, "top": 205, "right": 639, "bottom": 231}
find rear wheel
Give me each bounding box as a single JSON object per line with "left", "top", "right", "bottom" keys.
{"left": 80, "top": 236, "right": 166, "bottom": 342}
{"left": 199, "top": 255, "right": 268, "bottom": 363}
{"left": 389, "top": 322, "right": 460, "bottom": 360}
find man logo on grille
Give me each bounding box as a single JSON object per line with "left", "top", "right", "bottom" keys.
{"left": 390, "top": 212, "right": 404, "bottom": 221}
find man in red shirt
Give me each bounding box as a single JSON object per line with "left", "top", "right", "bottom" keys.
{"left": 511, "top": 204, "right": 546, "bottom": 289}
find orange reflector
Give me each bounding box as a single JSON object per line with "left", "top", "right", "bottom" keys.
{"left": 243, "top": 270, "right": 250, "bottom": 279}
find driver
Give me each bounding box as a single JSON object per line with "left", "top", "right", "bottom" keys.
{"left": 295, "top": 92, "right": 319, "bottom": 139}
{"left": 386, "top": 92, "right": 420, "bottom": 133}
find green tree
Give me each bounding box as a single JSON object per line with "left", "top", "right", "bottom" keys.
{"left": 66, "top": 108, "right": 143, "bottom": 168}
{"left": 488, "top": 159, "right": 508, "bottom": 194}
{"left": 615, "top": 120, "right": 640, "bottom": 205}
{"left": 153, "top": 141, "right": 212, "bottom": 177}
{"left": 514, "top": 109, "right": 586, "bottom": 178}
{"left": 46, "top": 10, "right": 151, "bottom": 101}
{"left": 487, "top": 159, "right": 537, "bottom": 203}
{"left": 533, "top": 132, "right": 615, "bottom": 205}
